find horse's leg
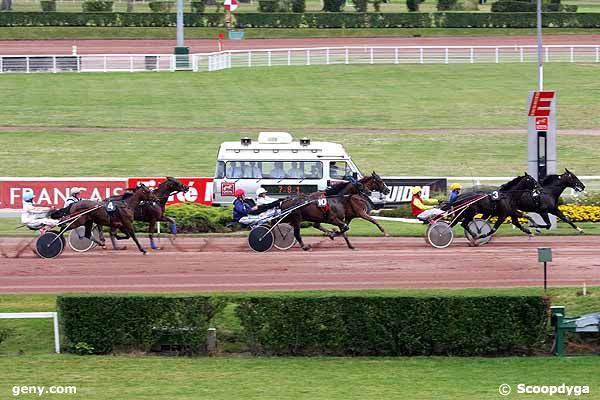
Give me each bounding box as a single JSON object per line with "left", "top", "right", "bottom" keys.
{"left": 148, "top": 220, "right": 159, "bottom": 250}
{"left": 163, "top": 216, "right": 178, "bottom": 235}
{"left": 328, "top": 215, "right": 354, "bottom": 249}
{"left": 85, "top": 220, "right": 105, "bottom": 247}
{"left": 356, "top": 209, "right": 388, "bottom": 237}
{"left": 312, "top": 222, "right": 334, "bottom": 237}
{"left": 551, "top": 207, "right": 584, "bottom": 233}
{"left": 291, "top": 219, "right": 310, "bottom": 251}
{"left": 510, "top": 214, "right": 532, "bottom": 235}
{"left": 121, "top": 221, "right": 146, "bottom": 255}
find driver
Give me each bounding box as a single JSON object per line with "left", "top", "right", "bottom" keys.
{"left": 256, "top": 188, "right": 277, "bottom": 206}
{"left": 21, "top": 192, "right": 59, "bottom": 231}
{"left": 64, "top": 187, "right": 82, "bottom": 207}
{"left": 410, "top": 186, "right": 438, "bottom": 217}
{"left": 232, "top": 189, "right": 256, "bottom": 223}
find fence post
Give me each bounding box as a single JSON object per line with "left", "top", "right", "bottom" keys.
{"left": 228, "top": 53, "right": 232, "bottom": 69}
{"left": 170, "top": 55, "right": 175, "bottom": 72}
{"left": 545, "top": 47, "right": 549, "bottom": 62}
{"left": 394, "top": 48, "right": 398, "bottom": 64}
{"left": 419, "top": 48, "right": 424, "bottom": 64}
{"left": 345, "top": 48, "right": 349, "bottom": 65}
{"left": 306, "top": 49, "right": 310, "bottom": 66}
{"left": 596, "top": 46, "right": 599, "bottom": 63}
{"left": 26, "top": 56, "right": 30, "bottom": 73}
{"left": 326, "top": 48, "right": 330, "bottom": 65}
{"left": 103, "top": 55, "right": 107, "bottom": 72}
{"left": 370, "top": 48, "right": 374, "bottom": 65}
{"left": 268, "top": 51, "right": 272, "bottom": 67}
{"left": 130, "top": 56, "right": 134, "bottom": 72}
{"left": 444, "top": 48, "right": 448, "bottom": 64}
{"left": 287, "top": 50, "right": 291, "bottom": 66}
{"left": 495, "top": 47, "right": 499, "bottom": 64}
{"left": 76, "top": 56, "right": 80, "bottom": 72}
{"left": 520, "top": 47, "right": 524, "bottom": 63}
{"left": 470, "top": 47, "right": 474, "bottom": 64}
{"left": 0, "top": 57, "right": 2, "bottom": 74}
{"left": 570, "top": 47, "right": 574, "bottom": 63}
{"left": 53, "top": 56, "right": 57, "bottom": 73}
{"left": 52, "top": 313, "right": 60, "bottom": 354}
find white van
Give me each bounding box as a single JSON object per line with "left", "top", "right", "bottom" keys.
{"left": 212, "top": 132, "right": 382, "bottom": 207}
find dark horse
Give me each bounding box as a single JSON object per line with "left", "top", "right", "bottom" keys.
{"left": 513, "top": 169, "right": 586, "bottom": 233}
{"left": 68, "top": 184, "right": 155, "bottom": 254}
{"left": 441, "top": 173, "right": 540, "bottom": 239}
{"left": 107, "top": 177, "right": 189, "bottom": 250}
{"left": 281, "top": 172, "right": 390, "bottom": 250}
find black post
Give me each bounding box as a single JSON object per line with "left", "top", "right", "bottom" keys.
{"left": 544, "top": 261, "right": 547, "bottom": 292}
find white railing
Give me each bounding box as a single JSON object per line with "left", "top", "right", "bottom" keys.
{"left": 0, "top": 54, "right": 191, "bottom": 73}
{"left": 200, "top": 45, "right": 600, "bottom": 72}
{"left": 2, "top": 45, "right": 600, "bottom": 74}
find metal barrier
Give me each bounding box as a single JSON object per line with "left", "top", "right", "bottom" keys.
{"left": 2, "top": 45, "right": 599, "bottom": 73}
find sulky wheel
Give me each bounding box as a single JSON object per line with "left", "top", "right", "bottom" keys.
{"left": 464, "top": 219, "right": 493, "bottom": 247}
{"left": 35, "top": 232, "right": 65, "bottom": 259}
{"left": 248, "top": 225, "right": 274, "bottom": 253}
{"left": 68, "top": 226, "right": 96, "bottom": 252}
{"left": 426, "top": 221, "right": 454, "bottom": 249}
{"left": 273, "top": 223, "right": 296, "bottom": 251}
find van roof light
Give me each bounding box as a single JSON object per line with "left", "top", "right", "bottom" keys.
{"left": 300, "top": 137, "right": 310, "bottom": 146}
{"left": 241, "top": 137, "right": 252, "bottom": 146}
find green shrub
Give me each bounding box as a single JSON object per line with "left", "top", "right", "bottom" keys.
{"left": 0, "top": 12, "right": 596, "bottom": 27}
{"left": 81, "top": 1, "right": 113, "bottom": 11}
{"left": 40, "top": 0, "right": 56, "bottom": 12}
{"left": 565, "top": 193, "right": 600, "bottom": 206}
{"left": 237, "top": 295, "right": 549, "bottom": 356}
{"left": 407, "top": 0, "right": 419, "bottom": 11}
{"left": 165, "top": 203, "right": 234, "bottom": 233}
{"left": 459, "top": 0, "right": 478, "bottom": 10}
{"left": 258, "top": 0, "right": 278, "bottom": 11}
{"left": 437, "top": 0, "right": 458, "bottom": 10}
{"left": 378, "top": 205, "right": 413, "bottom": 218}
{"left": 58, "top": 295, "right": 226, "bottom": 355}
{"left": 191, "top": 0, "right": 205, "bottom": 12}
{"left": 352, "top": 0, "right": 368, "bottom": 12}
{"left": 322, "top": 0, "right": 345, "bottom": 12}
{"left": 291, "top": 0, "right": 305, "bottom": 12}
{"left": 491, "top": 1, "right": 535, "bottom": 11}
{"left": 148, "top": 1, "right": 174, "bottom": 12}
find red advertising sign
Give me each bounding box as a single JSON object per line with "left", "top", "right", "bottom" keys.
{"left": 535, "top": 117, "right": 549, "bottom": 130}
{"left": 127, "top": 177, "right": 213, "bottom": 205}
{"left": 528, "top": 91, "right": 555, "bottom": 117}
{"left": 0, "top": 178, "right": 127, "bottom": 209}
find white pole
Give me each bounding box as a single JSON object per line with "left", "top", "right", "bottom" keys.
{"left": 52, "top": 312, "right": 60, "bottom": 353}
{"left": 536, "top": 0, "right": 543, "bottom": 90}
{"left": 176, "top": 0, "right": 184, "bottom": 47}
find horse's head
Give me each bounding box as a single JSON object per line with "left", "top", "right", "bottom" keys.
{"left": 135, "top": 183, "right": 156, "bottom": 202}
{"left": 362, "top": 171, "right": 390, "bottom": 195}
{"left": 165, "top": 176, "right": 189, "bottom": 194}
{"left": 562, "top": 168, "right": 585, "bottom": 192}
{"left": 522, "top": 171, "right": 542, "bottom": 191}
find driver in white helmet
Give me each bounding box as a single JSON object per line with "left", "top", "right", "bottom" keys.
{"left": 256, "top": 187, "right": 277, "bottom": 206}
{"left": 21, "top": 192, "right": 59, "bottom": 230}
{"left": 64, "top": 187, "right": 83, "bottom": 207}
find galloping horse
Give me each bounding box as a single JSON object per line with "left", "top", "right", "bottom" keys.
{"left": 513, "top": 169, "right": 586, "bottom": 233}
{"left": 68, "top": 184, "right": 155, "bottom": 254}
{"left": 441, "top": 173, "right": 540, "bottom": 239}
{"left": 282, "top": 172, "right": 390, "bottom": 250}
{"left": 134, "top": 177, "right": 189, "bottom": 249}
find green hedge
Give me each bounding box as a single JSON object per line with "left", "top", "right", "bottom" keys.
{"left": 81, "top": 0, "right": 113, "bottom": 12}
{"left": 58, "top": 295, "right": 226, "bottom": 354}
{"left": 236, "top": 295, "right": 548, "bottom": 356}
{"left": 164, "top": 203, "right": 234, "bottom": 233}
{"left": 0, "top": 12, "right": 598, "bottom": 27}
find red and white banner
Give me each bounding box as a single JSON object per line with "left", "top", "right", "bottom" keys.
{"left": 127, "top": 177, "right": 213, "bottom": 206}
{"left": 0, "top": 177, "right": 214, "bottom": 209}
{"left": 0, "top": 178, "right": 127, "bottom": 209}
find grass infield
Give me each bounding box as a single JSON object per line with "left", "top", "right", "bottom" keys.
{"left": 0, "top": 289, "right": 599, "bottom": 399}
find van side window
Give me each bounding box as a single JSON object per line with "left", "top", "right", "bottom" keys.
{"left": 329, "top": 161, "right": 350, "bottom": 180}
{"left": 215, "top": 161, "right": 225, "bottom": 179}
{"left": 224, "top": 161, "right": 322, "bottom": 179}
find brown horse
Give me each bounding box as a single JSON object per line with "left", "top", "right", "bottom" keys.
{"left": 68, "top": 184, "right": 155, "bottom": 255}
{"left": 281, "top": 172, "right": 390, "bottom": 250}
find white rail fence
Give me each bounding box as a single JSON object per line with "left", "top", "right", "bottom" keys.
{"left": 1, "top": 45, "right": 600, "bottom": 73}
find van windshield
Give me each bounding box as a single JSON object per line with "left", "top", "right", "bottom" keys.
{"left": 225, "top": 161, "right": 323, "bottom": 179}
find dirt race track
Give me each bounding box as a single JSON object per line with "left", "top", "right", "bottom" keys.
{"left": 0, "top": 235, "right": 599, "bottom": 293}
